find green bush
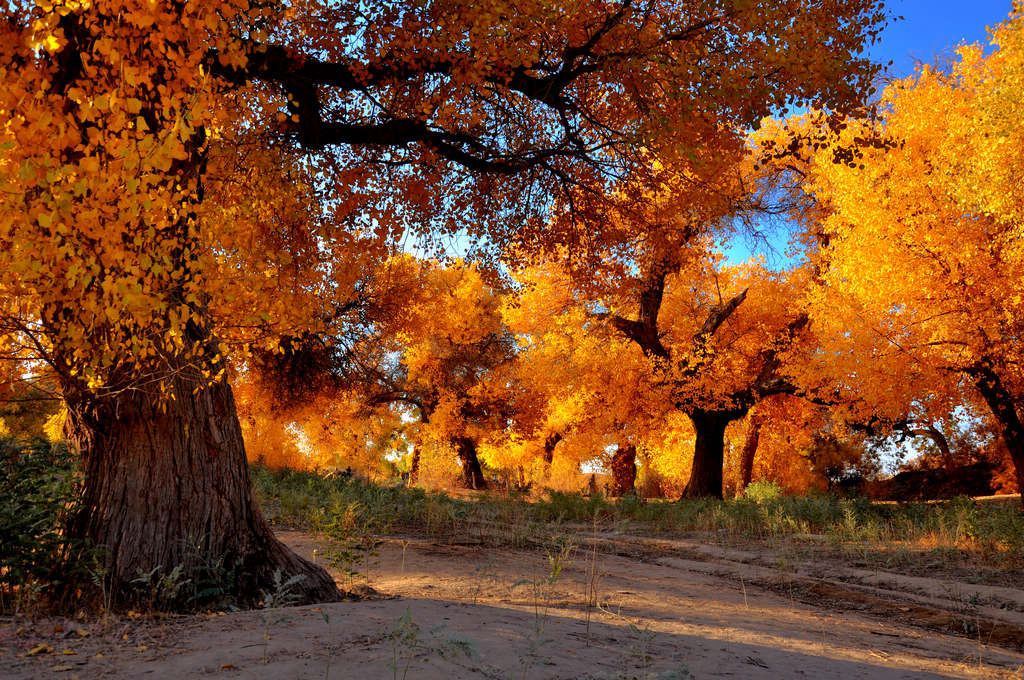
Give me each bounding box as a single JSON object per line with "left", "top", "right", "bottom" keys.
{"left": 742, "top": 479, "right": 784, "bottom": 504}
{"left": 0, "top": 437, "right": 92, "bottom": 613}
{"left": 534, "top": 489, "right": 613, "bottom": 522}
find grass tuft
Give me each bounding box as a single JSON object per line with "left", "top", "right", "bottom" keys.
{"left": 252, "top": 464, "right": 1024, "bottom": 580}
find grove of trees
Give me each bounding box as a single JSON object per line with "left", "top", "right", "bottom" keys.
{"left": 2, "top": 0, "right": 1022, "bottom": 610}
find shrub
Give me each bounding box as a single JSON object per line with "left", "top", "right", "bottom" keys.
{"left": 742, "top": 479, "right": 784, "bottom": 504}
{"left": 252, "top": 464, "right": 1024, "bottom": 573}
{"left": 0, "top": 437, "right": 92, "bottom": 613}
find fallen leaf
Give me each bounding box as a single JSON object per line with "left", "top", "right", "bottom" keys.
{"left": 220, "top": 663, "right": 235, "bottom": 669}
{"left": 27, "top": 643, "right": 53, "bottom": 656}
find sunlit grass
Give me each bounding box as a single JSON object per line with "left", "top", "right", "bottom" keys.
{"left": 251, "top": 465, "right": 1024, "bottom": 579}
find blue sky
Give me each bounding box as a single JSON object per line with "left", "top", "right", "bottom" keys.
{"left": 870, "top": 0, "right": 1015, "bottom": 78}
{"left": 725, "top": 0, "right": 1017, "bottom": 266}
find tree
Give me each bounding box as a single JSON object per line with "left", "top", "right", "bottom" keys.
{"left": 0, "top": 0, "right": 888, "bottom": 605}
{"left": 367, "top": 258, "right": 518, "bottom": 490}
{"left": 245, "top": 255, "right": 518, "bottom": 489}
{"left": 234, "top": 371, "right": 408, "bottom": 477}
{"left": 498, "top": 259, "right": 668, "bottom": 493}
{"left": 617, "top": 255, "right": 817, "bottom": 498}
{"left": 507, "top": 242, "right": 821, "bottom": 500}
{"left": 778, "top": 9, "right": 1024, "bottom": 498}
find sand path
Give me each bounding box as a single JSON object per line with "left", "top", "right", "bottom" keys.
{"left": 3, "top": 530, "right": 1023, "bottom": 679}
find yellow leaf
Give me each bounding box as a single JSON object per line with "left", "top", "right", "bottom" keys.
{"left": 81, "top": 156, "right": 99, "bottom": 174}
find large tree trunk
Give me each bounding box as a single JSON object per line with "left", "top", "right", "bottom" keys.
{"left": 682, "top": 410, "right": 741, "bottom": 499}
{"left": 542, "top": 432, "right": 562, "bottom": 467}
{"left": 739, "top": 416, "right": 762, "bottom": 493}
{"left": 408, "top": 444, "right": 421, "bottom": 484}
{"left": 453, "top": 436, "right": 488, "bottom": 490}
{"left": 924, "top": 424, "right": 953, "bottom": 466}
{"left": 898, "top": 422, "right": 954, "bottom": 467}
{"left": 63, "top": 358, "right": 340, "bottom": 608}
{"left": 972, "top": 364, "right": 1024, "bottom": 499}
{"left": 610, "top": 444, "right": 638, "bottom": 496}
{"left": 42, "top": 6, "right": 340, "bottom": 610}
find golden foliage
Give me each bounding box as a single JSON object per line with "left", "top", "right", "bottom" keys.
{"left": 766, "top": 7, "right": 1024, "bottom": 489}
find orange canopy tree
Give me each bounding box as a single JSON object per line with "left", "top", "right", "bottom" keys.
{"left": 530, "top": 141, "right": 829, "bottom": 500}
{"left": 0, "top": 0, "right": 887, "bottom": 605}
{"left": 611, "top": 249, "right": 819, "bottom": 499}
{"left": 499, "top": 259, "right": 668, "bottom": 493}
{"left": 506, "top": 234, "right": 830, "bottom": 500}
{"left": 360, "top": 257, "right": 518, "bottom": 490}
{"left": 777, "top": 9, "right": 1024, "bottom": 497}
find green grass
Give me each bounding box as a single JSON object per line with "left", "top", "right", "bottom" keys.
{"left": 6, "top": 455, "right": 1021, "bottom": 616}
{"left": 251, "top": 466, "right": 1024, "bottom": 577}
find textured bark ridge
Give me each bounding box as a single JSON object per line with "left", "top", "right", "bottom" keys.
{"left": 64, "top": 363, "right": 339, "bottom": 608}
{"left": 682, "top": 410, "right": 737, "bottom": 500}
{"left": 739, "top": 417, "right": 762, "bottom": 492}
{"left": 453, "top": 436, "right": 488, "bottom": 490}
{"left": 610, "top": 444, "right": 638, "bottom": 496}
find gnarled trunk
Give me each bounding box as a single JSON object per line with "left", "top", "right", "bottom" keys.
{"left": 408, "top": 444, "right": 421, "bottom": 484}
{"left": 682, "top": 410, "right": 741, "bottom": 499}
{"left": 542, "top": 432, "right": 562, "bottom": 467}
{"left": 972, "top": 364, "right": 1024, "bottom": 499}
{"left": 739, "top": 417, "right": 762, "bottom": 493}
{"left": 610, "top": 444, "right": 637, "bottom": 496}
{"left": 453, "top": 436, "right": 488, "bottom": 490}
{"left": 64, "top": 357, "right": 339, "bottom": 607}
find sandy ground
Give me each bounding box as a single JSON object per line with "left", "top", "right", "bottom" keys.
{"left": 4, "top": 530, "right": 1024, "bottom": 679}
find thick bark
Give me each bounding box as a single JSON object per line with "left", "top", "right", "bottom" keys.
{"left": 453, "top": 436, "right": 488, "bottom": 490}
{"left": 610, "top": 444, "right": 638, "bottom": 496}
{"left": 63, "top": 360, "right": 339, "bottom": 608}
{"left": 916, "top": 424, "right": 953, "bottom": 466}
{"left": 682, "top": 410, "right": 742, "bottom": 499}
{"left": 408, "top": 444, "right": 421, "bottom": 484}
{"left": 971, "top": 365, "right": 1024, "bottom": 499}
{"left": 895, "top": 422, "right": 953, "bottom": 466}
{"left": 40, "top": 7, "right": 341, "bottom": 609}
{"left": 739, "top": 417, "right": 762, "bottom": 492}
{"left": 542, "top": 432, "right": 562, "bottom": 466}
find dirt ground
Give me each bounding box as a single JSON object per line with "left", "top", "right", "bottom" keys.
{"left": 4, "top": 529, "right": 1024, "bottom": 679}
